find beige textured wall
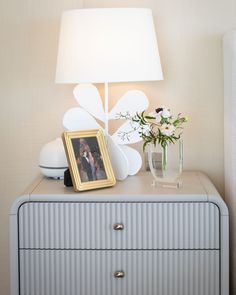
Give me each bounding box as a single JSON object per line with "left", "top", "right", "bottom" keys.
{"left": 0, "top": 0, "right": 83, "bottom": 293}
{"left": 1, "top": 0, "right": 236, "bottom": 294}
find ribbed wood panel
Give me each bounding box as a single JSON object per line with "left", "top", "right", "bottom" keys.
{"left": 19, "top": 249, "right": 219, "bottom": 295}
{"left": 18, "top": 202, "right": 219, "bottom": 249}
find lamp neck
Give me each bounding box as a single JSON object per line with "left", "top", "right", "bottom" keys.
{"left": 104, "top": 82, "right": 109, "bottom": 135}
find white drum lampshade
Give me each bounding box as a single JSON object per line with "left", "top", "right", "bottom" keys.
{"left": 55, "top": 8, "right": 163, "bottom": 84}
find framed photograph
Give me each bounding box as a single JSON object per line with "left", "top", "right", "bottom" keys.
{"left": 62, "top": 129, "right": 116, "bottom": 192}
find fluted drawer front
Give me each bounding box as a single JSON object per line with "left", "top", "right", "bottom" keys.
{"left": 18, "top": 202, "right": 219, "bottom": 249}
{"left": 19, "top": 249, "right": 219, "bottom": 295}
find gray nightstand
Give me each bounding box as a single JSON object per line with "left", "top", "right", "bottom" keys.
{"left": 10, "top": 172, "right": 229, "bottom": 295}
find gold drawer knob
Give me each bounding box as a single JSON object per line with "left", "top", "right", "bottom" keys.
{"left": 114, "top": 271, "right": 125, "bottom": 278}
{"left": 113, "top": 223, "right": 124, "bottom": 230}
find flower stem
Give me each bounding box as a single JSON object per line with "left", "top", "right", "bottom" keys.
{"left": 162, "top": 145, "right": 167, "bottom": 171}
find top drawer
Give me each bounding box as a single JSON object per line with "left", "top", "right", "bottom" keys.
{"left": 18, "top": 202, "right": 219, "bottom": 250}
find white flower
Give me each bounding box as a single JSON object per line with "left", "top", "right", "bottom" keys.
{"left": 160, "top": 123, "right": 175, "bottom": 136}
{"left": 154, "top": 106, "right": 171, "bottom": 121}
{"left": 161, "top": 107, "right": 171, "bottom": 118}
{"left": 155, "top": 113, "right": 162, "bottom": 123}
{"left": 150, "top": 111, "right": 161, "bottom": 123}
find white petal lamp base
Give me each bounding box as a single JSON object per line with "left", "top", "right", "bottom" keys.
{"left": 120, "top": 145, "right": 142, "bottom": 176}
{"left": 108, "top": 90, "right": 149, "bottom": 119}
{"left": 61, "top": 83, "right": 146, "bottom": 181}
{"left": 63, "top": 107, "right": 101, "bottom": 131}
{"left": 73, "top": 84, "right": 106, "bottom": 122}
{"left": 106, "top": 135, "right": 129, "bottom": 181}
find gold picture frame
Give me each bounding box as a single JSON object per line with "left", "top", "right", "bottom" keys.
{"left": 62, "top": 129, "right": 116, "bottom": 192}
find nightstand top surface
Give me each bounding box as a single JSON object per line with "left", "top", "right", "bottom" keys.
{"left": 11, "top": 171, "right": 228, "bottom": 215}
{"left": 32, "top": 171, "right": 204, "bottom": 196}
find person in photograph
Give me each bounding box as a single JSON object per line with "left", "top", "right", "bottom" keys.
{"left": 76, "top": 151, "right": 87, "bottom": 182}
{"left": 87, "top": 150, "right": 97, "bottom": 180}
{"left": 81, "top": 150, "right": 93, "bottom": 181}
{"left": 77, "top": 137, "right": 107, "bottom": 181}
{"left": 79, "top": 138, "right": 90, "bottom": 154}
{"left": 80, "top": 138, "right": 98, "bottom": 181}
{"left": 93, "top": 151, "right": 107, "bottom": 180}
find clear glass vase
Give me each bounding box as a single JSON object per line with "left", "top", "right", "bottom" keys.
{"left": 147, "top": 140, "right": 183, "bottom": 188}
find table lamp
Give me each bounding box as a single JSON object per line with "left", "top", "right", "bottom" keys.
{"left": 55, "top": 8, "right": 163, "bottom": 134}
{"left": 54, "top": 8, "right": 163, "bottom": 180}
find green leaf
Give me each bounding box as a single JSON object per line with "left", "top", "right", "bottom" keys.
{"left": 145, "top": 115, "right": 156, "bottom": 120}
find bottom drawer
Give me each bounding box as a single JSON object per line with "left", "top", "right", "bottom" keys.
{"left": 19, "top": 250, "right": 219, "bottom": 295}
